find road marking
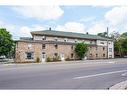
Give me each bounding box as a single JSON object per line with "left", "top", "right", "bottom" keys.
{"left": 121, "top": 72, "right": 127, "bottom": 76}
{"left": 73, "top": 69, "right": 127, "bottom": 79}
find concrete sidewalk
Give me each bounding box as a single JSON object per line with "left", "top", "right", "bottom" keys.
{"left": 110, "top": 80, "right": 127, "bottom": 89}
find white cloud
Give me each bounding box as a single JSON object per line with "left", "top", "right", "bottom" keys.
{"left": 79, "top": 16, "right": 95, "bottom": 22}
{"left": 19, "top": 25, "right": 47, "bottom": 37}
{"left": 12, "top": 6, "right": 64, "bottom": 20}
{"left": 105, "top": 6, "right": 127, "bottom": 25}
{"left": 87, "top": 21, "right": 107, "bottom": 34}
{"left": 19, "top": 26, "right": 31, "bottom": 37}
{"left": 55, "top": 22, "right": 86, "bottom": 34}
{"left": 87, "top": 20, "right": 117, "bottom": 34}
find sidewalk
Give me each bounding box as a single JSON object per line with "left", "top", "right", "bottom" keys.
{"left": 110, "top": 80, "right": 127, "bottom": 89}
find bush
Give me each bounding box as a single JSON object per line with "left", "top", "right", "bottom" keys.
{"left": 65, "top": 57, "right": 74, "bottom": 61}
{"left": 53, "top": 56, "right": 61, "bottom": 62}
{"left": 36, "top": 57, "right": 40, "bottom": 63}
{"left": 46, "top": 57, "right": 52, "bottom": 62}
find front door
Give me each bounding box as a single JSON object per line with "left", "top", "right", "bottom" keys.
{"left": 60, "top": 53, "right": 65, "bottom": 61}
{"left": 42, "top": 52, "right": 46, "bottom": 62}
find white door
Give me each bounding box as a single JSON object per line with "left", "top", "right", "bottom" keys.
{"left": 42, "top": 52, "right": 46, "bottom": 62}
{"left": 60, "top": 53, "right": 65, "bottom": 61}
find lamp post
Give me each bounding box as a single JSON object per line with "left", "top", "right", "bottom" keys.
{"left": 107, "top": 27, "right": 109, "bottom": 59}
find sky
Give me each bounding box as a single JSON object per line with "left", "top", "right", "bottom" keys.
{"left": 0, "top": 6, "right": 127, "bottom": 40}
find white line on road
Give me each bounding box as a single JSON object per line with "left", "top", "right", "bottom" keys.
{"left": 73, "top": 69, "right": 127, "bottom": 79}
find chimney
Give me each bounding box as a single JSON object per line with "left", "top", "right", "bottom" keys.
{"left": 49, "top": 27, "right": 51, "bottom": 31}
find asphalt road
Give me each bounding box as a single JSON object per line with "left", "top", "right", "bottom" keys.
{"left": 0, "top": 58, "right": 127, "bottom": 89}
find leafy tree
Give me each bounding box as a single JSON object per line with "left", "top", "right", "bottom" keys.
{"left": 97, "top": 32, "right": 108, "bottom": 38}
{"left": 0, "top": 28, "right": 14, "bottom": 57}
{"left": 110, "top": 31, "right": 120, "bottom": 40}
{"left": 121, "top": 38, "right": 127, "bottom": 55}
{"left": 75, "top": 43, "right": 88, "bottom": 60}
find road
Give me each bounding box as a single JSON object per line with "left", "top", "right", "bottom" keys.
{"left": 0, "top": 58, "right": 127, "bottom": 89}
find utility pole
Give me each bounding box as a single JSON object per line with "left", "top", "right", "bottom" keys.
{"left": 107, "top": 27, "right": 109, "bottom": 59}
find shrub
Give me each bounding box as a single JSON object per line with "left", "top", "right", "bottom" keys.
{"left": 53, "top": 56, "right": 61, "bottom": 62}
{"left": 46, "top": 57, "right": 52, "bottom": 62}
{"left": 36, "top": 57, "right": 40, "bottom": 63}
{"left": 65, "top": 57, "right": 74, "bottom": 61}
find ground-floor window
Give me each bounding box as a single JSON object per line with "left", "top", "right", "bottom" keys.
{"left": 71, "top": 53, "right": 73, "bottom": 58}
{"left": 26, "top": 52, "right": 34, "bottom": 59}
{"left": 103, "top": 54, "right": 105, "bottom": 57}
{"left": 54, "top": 53, "right": 58, "bottom": 57}
{"left": 96, "top": 54, "right": 98, "bottom": 57}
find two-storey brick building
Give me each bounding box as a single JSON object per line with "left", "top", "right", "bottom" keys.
{"left": 15, "top": 28, "right": 114, "bottom": 63}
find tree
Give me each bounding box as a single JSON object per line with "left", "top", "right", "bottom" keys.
{"left": 75, "top": 43, "right": 88, "bottom": 60}
{"left": 97, "top": 32, "right": 108, "bottom": 38}
{"left": 0, "top": 28, "right": 14, "bottom": 57}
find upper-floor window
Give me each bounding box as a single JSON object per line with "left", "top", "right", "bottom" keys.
{"left": 100, "top": 42, "right": 104, "bottom": 44}
{"left": 96, "top": 47, "right": 98, "bottom": 50}
{"left": 26, "top": 52, "right": 34, "bottom": 59}
{"left": 54, "top": 37, "right": 58, "bottom": 41}
{"left": 90, "top": 41, "right": 92, "bottom": 44}
{"left": 28, "top": 44, "right": 32, "bottom": 49}
{"left": 42, "top": 44, "right": 46, "bottom": 49}
{"left": 64, "top": 38, "right": 68, "bottom": 42}
{"left": 109, "top": 48, "right": 112, "bottom": 52}
{"left": 103, "top": 47, "right": 105, "bottom": 51}
{"left": 71, "top": 45, "right": 73, "bottom": 50}
{"left": 54, "top": 44, "right": 58, "bottom": 49}
{"left": 75, "top": 39, "right": 78, "bottom": 43}
{"left": 42, "top": 36, "right": 46, "bottom": 40}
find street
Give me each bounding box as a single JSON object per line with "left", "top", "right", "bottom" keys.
{"left": 0, "top": 58, "right": 127, "bottom": 89}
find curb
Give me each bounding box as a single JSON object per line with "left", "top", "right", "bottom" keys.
{"left": 110, "top": 80, "right": 127, "bottom": 89}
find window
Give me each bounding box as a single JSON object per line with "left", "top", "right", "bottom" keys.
{"left": 96, "top": 54, "right": 98, "bottom": 57}
{"left": 54, "top": 53, "right": 58, "bottom": 57}
{"left": 71, "top": 45, "right": 73, "bottom": 50}
{"left": 100, "top": 42, "right": 104, "bottom": 44}
{"left": 42, "top": 52, "right": 45, "bottom": 58}
{"left": 54, "top": 37, "right": 58, "bottom": 41}
{"left": 90, "top": 41, "right": 92, "bottom": 44}
{"left": 109, "top": 48, "right": 112, "bottom": 52}
{"left": 90, "top": 53, "right": 92, "bottom": 56}
{"left": 103, "top": 47, "right": 105, "bottom": 51}
{"left": 103, "top": 54, "right": 105, "bottom": 57}
{"left": 42, "top": 36, "right": 46, "bottom": 40}
{"left": 28, "top": 44, "right": 32, "bottom": 49}
{"left": 71, "top": 53, "right": 73, "bottom": 58}
{"left": 64, "top": 38, "right": 68, "bottom": 42}
{"left": 42, "top": 44, "right": 46, "bottom": 49}
{"left": 54, "top": 44, "right": 58, "bottom": 49}
{"left": 96, "top": 47, "right": 98, "bottom": 50}
{"left": 26, "top": 52, "right": 33, "bottom": 59}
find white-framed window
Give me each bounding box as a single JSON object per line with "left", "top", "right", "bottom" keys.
{"left": 54, "top": 37, "right": 58, "bottom": 41}
{"left": 42, "top": 44, "right": 46, "bottom": 49}
{"left": 109, "top": 48, "right": 112, "bottom": 52}
{"left": 64, "top": 38, "right": 68, "bottom": 42}
{"left": 42, "top": 36, "right": 46, "bottom": 40}
{"left": 28, "top": 44, "right": 32, "bottom": 49}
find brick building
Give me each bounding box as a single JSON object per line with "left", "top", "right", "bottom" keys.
{"left": 15, "top": 29, "right": 114, "bottom": 63}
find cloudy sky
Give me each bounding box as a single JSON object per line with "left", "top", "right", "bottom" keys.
{"left": 0, "top": 6, "right": 127, "bottom": 39}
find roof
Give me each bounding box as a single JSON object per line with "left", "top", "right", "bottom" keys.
{"left": 20, "top": 37, "right": 33, "bottom": 40}
{"left": 31, "top": 30, "right": 112, "bottom": 41}
{"left": 15, "top": 40, "right": 97, "bottom": 46}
